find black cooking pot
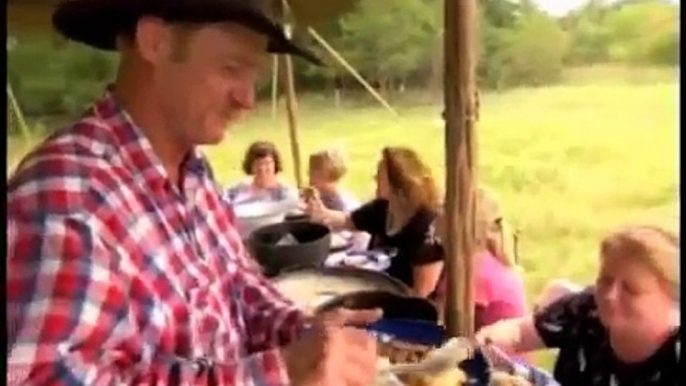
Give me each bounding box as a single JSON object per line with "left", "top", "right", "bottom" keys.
{"left": 249, "top": 221, "right": 331, "bottom": 276}
{"left": 284, "top": 212, "right": 310, "bottom": 222}
{"left": 316, "top": 290, "right": 439, "bottom": 322}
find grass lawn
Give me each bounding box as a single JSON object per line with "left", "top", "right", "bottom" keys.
{"left": 8, "top": 66, "right": 679, "bottom": 369}
{"left": 206, "top": 69, "right": 679, "bottom": 299}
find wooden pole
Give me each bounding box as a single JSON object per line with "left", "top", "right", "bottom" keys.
{"left": 443, "top": 0, "right": 479, "bottom": 338}
{"left": 282, "top": 53, "right": 304, "bottom": 188}
{"left": 277, "top": 0, "right": 304, "bottom": 189}
{"left": 271, "top": 55, "right": 279, "bottom": 120}
{"left": 307, "top": 27, "right": 399, "bottom": 117}
{"left": 7, "top": 83, "right": 31, "bottom": 141}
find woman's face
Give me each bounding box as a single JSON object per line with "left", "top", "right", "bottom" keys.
{"left": 251, "top": 155, "right": 276, "bottom": 180}
{"left": 595, "top": 253, "right": 675, "bottom": 337}
{"left": 308, "top": 166, "right": 326, "bottom": 189}
{"left": 375, "top": 160, "right": 391, "bottom": 199}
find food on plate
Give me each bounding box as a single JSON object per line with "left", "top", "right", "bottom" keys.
{"left": 374, "top": 337, "right": 534, "bottom": 386}
{"left": 405, "top": 368, "right": 468, "bottom": 386}
{"left": 379, "top": 340, "right": 432, "bottom": 364}
{"left": 374, "top": 357, "right": 405, "bottom": 386}
{"left": 489, "top": 371, "right": 533, "bottom": 386}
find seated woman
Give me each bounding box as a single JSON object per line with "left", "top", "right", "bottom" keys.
{"left": 226, "top": 141, "right": 297, "bottom": 205}
{"left": 305, "top": 146, "right": 443, "bottom": 297}
{"left": 308, "top": 148, "right": 370, "bottom": 250}
{"left": 308, "top": 149, "right": 359, "bottom": 211}
{"left": 476, "top": 225, "right": 680, "bottom": 386}
{"left": 434, "top": 187, "right": 528, "bottom": 331}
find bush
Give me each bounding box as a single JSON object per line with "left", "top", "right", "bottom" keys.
{"left": 500, "top": 12, "right": 569, "bottom": 87}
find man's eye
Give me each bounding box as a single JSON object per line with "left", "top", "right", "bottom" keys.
{"left": 597, "top": 276, "right": 613, "bottom": 288}
{"left": 222, "top": 64, "right": 241, "bottom": 73}
{"left": 622, "top": 283, "right": 642, "bottom": 296}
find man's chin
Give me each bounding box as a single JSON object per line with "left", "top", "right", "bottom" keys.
{"left": 201, "top": 125, "right": 231, "bottom": 145}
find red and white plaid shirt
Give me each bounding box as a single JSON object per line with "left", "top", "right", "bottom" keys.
{"left": 7, "top": 90, "right": 306, "bottom": 386}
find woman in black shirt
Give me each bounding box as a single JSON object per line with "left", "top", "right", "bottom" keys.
{"left": 475, "top": 225, "right": 680, "bottom": 386}
{"left": 304, "top": 146, "right": 443, "bottom": 297}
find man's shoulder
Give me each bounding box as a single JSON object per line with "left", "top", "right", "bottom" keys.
{"left": 8, "top": 115, "right": 127, "bottom": 215}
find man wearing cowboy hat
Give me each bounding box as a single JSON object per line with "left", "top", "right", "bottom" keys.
{"left": 7, "top": 1, "right": 380, "bottom": 385}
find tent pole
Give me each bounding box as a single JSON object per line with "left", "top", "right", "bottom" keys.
{"left": 271, "top": 55, "right": 279, "bottom": 120}
{"left": 278, "top": 0, "right": 304, "bottom": 189}
{"left": 282, "top": 53, "right": 304, "bottom": 188}
{"left": 7, "top": 82, "right": 31, "bottom": 141}
{"left": 307, "top": 27, "right": 398, "bottom": 117}
{"left": 443, "top": 0, "right": 479, "bottom": 338}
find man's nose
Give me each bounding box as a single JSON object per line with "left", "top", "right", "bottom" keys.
{"left": 231, "top": 82, "right": 256, "bottom": 110}
{"left": 602, "top": 284, "right": 620, "bottom": 302}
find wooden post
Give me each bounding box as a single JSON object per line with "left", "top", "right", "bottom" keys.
{"left": 271, "top": 55, "right": 279, "bottom": 120}
{"left": 281, "top": 52, "right": 304, "bottom": 188}
{"left": 308, "top": 27, "right": 399, "bottom": 117}
{"left": 443, "top": 0, "right": 479, "bottom": 338}
{"left": 7, "top": 83, "right": 31, "bottom": 141}
{"left": 277, "top": 0, "right": 304, "bottom": 189}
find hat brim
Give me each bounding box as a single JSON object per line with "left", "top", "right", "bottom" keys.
{"left": 52, "top": 0, "right": 323, "bottom": 66}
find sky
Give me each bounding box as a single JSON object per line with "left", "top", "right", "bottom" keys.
{"left": 533, "top": 0, "right": 679, "bottom": 16}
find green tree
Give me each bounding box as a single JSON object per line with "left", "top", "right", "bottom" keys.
{"left": 500, "top": 11, "right": 569, "bottom": 87}
{"left": 605, "top": 0, "right": 679, "bottom": 64}
{"left": 336, "top": 0, "right": 438, "bottom": 92}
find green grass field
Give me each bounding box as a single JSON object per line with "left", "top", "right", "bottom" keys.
{"left": 8, "top": 66, "right": 679, "bottom": 368}
{"left": 205, "top": 67, "right": 679, "bottom": 298}
{"left": 206, "top": 69, "right": 679, "bottom": 369}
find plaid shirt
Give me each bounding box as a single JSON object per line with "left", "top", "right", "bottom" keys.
{"left": 7, "top": 91, "right": 306, "bottom": 386}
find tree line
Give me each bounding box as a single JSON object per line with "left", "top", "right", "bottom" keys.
{"left": 7, "top": 0, "right": 679, "bottom": 123}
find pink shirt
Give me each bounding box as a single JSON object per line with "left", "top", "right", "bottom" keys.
{"left": 435, "top": 251, "right": 527, "bottom": 330}
{"left": 473, "top": 251, "right": 527, "bottom": 329}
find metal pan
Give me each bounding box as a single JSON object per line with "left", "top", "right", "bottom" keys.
{"left": 272, "top": 266, "right": 411, "bottom": 314}
{"left": 316, "top": 291, "right": 439, "bottom": 322}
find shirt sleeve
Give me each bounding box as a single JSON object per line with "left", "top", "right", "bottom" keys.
{"left": 411, "top": 239, "right": 444, "bottom": 265}
{"left": 350, "top": 198, "right": 387, "bottom": 234}
{"left": 7, "top": 212, "right": 293, "bottom": 386}
{"left": 475, "top": 301, "right": 526, "bottom": 330}
{"left": 229, "top": 237, "right": 309, "bottom": 353}
{"left": 225, "top": 182, "right": 241, "bottom": 202}
{"left": 533, "top": 287, "right": 596, "bottom": 350}
{"left": 406, "top": 216, "right": 444, "bottom": 266}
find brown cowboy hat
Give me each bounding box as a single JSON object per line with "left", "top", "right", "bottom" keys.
{"left": 51, "top": 0, "right": 323, "bottom": 65}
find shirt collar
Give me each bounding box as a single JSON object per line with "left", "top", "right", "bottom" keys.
{"left": 92, "top": 87, "right": 211, "bottom": 192}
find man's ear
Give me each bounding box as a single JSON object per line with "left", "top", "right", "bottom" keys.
{"left": 135, "top": 17, "right": 172, "bottom": 65}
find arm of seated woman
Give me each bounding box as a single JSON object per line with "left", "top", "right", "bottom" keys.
{"left": 318, "top": 208, "right": 355, "bottom": 231}
{"left": 475, "top": 315, "right": 546, "bottom": 353}
{"left": 412, "top": 261, "right": 444, "bottom": 298}
{"left": 476, "top": 288, "right": 594, "bottom": 354}
{"left": 313, "top": 199, "right": 388, "bottom": 233}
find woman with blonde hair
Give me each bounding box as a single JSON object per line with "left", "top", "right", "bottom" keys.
{"left": 308, "top": 148, "right": 371, "bottom": 250}
{"left": 434, "top": 187, "right": 527, "bottom": 331}
{"left": 476, "top": 225, "right": 680, "bottom": 386}
{"left": 308, "top": 148, "right": 358, "bottom": 212}
{"left": 305, "top": 146, "right": 444, "bottom": 297}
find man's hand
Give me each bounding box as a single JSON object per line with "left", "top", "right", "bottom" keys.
{"left": 282, "top": 308, "right": 382, "bottom": 386}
